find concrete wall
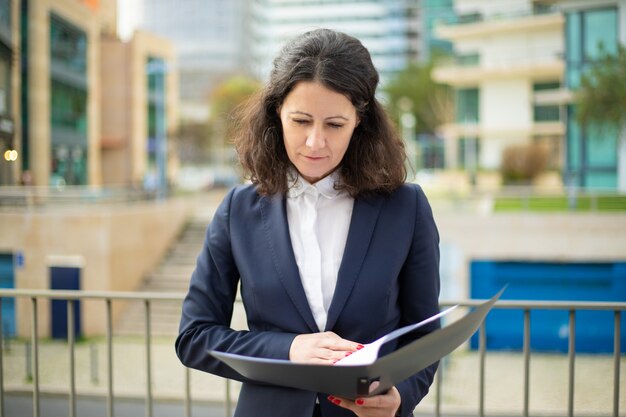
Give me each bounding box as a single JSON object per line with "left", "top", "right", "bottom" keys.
{"left": 433, "top": 210, "right": 626, "bottom": 300}
{"left": 0, "top": 197, "right": 195, "bottom": 337}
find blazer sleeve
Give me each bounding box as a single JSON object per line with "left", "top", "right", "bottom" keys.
{"left": 175, "top": 187, "right": 297, "bottom": 381}
{"left": 395, "top": 184, "right": 441, "bottom": 416}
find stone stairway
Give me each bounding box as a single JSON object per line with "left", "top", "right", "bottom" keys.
{"left": 115, "top": 216, "right": 209, "bottom": 336}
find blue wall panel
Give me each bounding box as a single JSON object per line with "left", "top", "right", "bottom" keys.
{"left": 0, "top": 254, "right": 15, "bottom": 337}
{"left": 470, "top": 261, "right": 626, "bottom": 353}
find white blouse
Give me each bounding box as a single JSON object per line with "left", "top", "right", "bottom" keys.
{"left": 286, "top": 172, "right": 354, "bottom": 332}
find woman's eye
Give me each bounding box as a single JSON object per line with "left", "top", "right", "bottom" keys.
{"left": 328, "top": 123, "right": 343, "bottom": 129}
{"left": 292, "top": 119, "right": 310, "bottom": 125}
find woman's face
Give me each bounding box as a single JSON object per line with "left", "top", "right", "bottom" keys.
{"left": 279, "top": 81, "right": 359, "bottom": 184}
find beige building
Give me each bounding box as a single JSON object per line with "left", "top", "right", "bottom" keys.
{"left": 433, "top": 0, "right": 566, "bottom": 175}
{"left": 0, "top": 0, "right": 183, "bottom": 338}
{"left": 0, "top": 0, "right": 22, "bottom": 186}
{"left": 100, "top": 31, "right": 179, "bottom": 187}
{"left": 7, "top": 0, "right": 178, "bottom": 188}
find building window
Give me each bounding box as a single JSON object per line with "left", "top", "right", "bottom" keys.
{"left": 49, "top": 15, "right": 88, "bottom": 186}
{"left": 458, "top": 136, "right": 479, "bottom": 170}
{"left": 0, "top": 0, "right": 11, "bottom": 44}
{"left": 533, "top": 81, "right": 561, "bottom": 122}
{"left": 456, "top": 88, "right": 479, "bottom": 123}
{"left": 50, "top": 14, "right": 87, "bottom": 75}
{"left": 0, "top": 44, "right": 10, "bottom": 115}
{"left": 565, "top": 8, "right": 618, "bottom": 89}
{"left": 565, "top": 7, "right": 618, "bottom": 188}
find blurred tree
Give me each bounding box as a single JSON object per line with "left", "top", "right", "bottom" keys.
{"left": 383, "top": 61, "right": 453, "bottom": 135}
{"left": 208, "top": 75, "right": 261, "bottom": 152}
{"left": 576, "top": 44, "right": 626, "bottom": 132}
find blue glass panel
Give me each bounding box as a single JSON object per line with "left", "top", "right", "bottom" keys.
{"left": 586, "top": 171, "right": 617, "bottom": 189}
{"left": 586, "top": 124, "right": 617, "bottom": 166}
{"left": 583, "top": 8, "right": 618, "bottom": 59}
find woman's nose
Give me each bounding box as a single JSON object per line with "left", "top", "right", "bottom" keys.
{"left": 305, "top": 125, "right": 325, "bottom": 150}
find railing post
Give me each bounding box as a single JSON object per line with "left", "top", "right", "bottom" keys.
{"left": 31, "top": 297, "right": 40, "bottom": 417}
{"left": 90, "top": 343, "right": 99, "bottom": 384}
{"left": 106, "top": 299, "right": 114, "bottom": 417}
{"left": 568, "top": 310, "right": 575, "bottom": 417}
{"left": 68, "top": 300, "right": 76, "bottom": 417}
{"left": 184, "top": 366, "right": 191, "bottom": 417}
{"left": 479, "top": 321, "right": 486, "bottom": 417}
{"left": 225, "top": 379, "right": 232, "bottom": 417}
{"left": 523, "top": 309, "right": 530, "bottom": 417}
{"left": 0, "top": 298, "right": 4, "bottom": 417}
{"left": 435, "top": 362, "right": 442, "bottom": 417}
{"left": 145, "top": 300, "right": 153, "bottom": 417}
{"left": 25, "top": 342, "right": 32, "bottom": 381}
{"left": 614, "top": 310, "right": 621, "bottom": 417}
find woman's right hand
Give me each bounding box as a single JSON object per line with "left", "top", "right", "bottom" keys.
{"left": 289, "top": 332, "right": 363, "bottom": 365}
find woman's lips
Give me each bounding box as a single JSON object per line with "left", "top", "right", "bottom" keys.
{"left": 303, "top": 155, "right": 326, "bottom": 161}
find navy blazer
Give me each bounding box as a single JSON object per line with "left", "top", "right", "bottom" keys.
{"left": 176, "top": 182, "right": 441, "bottom": 417}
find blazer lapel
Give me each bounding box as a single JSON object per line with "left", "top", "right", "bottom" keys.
{"left": 259, "top": 194, "right": 319, "bottom": 333}
{"left": 325, "top": 195, "right": 384, "bottom": 331}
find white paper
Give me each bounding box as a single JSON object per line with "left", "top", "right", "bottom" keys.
{"left": 334, "top": 305, "right": 458, "bottom": 366}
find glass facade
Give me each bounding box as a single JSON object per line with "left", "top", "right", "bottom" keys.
{"left": 0, "top": 0, "right": 11, "bottom": 45}
{"left": 456, "top": 88, "right": 479, "bottom": 123}
{"left": 0, "top": 0, "right": 13, "bottom": 185}
{"left": 49, "top": 14, "right": 88, "bottom": 186}
{"left": 145, "top": 57, "right": 167, "bottom": 192}
{"left": 565, "top": 7, "right": 618, "bottom": 188}
{"left": 0, "top": 44, "right": 9, "bottom": 116}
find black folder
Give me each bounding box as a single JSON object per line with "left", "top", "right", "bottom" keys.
{"left": 210, "top": 288, "right": 504, "bottom": 399}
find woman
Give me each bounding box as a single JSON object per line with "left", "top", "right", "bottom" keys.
{"left": 176, "top": 28, "right": 440, "bottom": 417}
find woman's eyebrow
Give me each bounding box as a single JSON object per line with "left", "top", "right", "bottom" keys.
{"left": 288, "top": 111, "right": 350, "bottom": 121}
{"left": 288, "top": 111, "right": 313, "bottom": 117}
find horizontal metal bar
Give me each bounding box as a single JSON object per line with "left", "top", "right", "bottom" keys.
{"left": 1, "top": 289, "right": 625, "bottom": 310}
{"left": 0, "top": 289, "right": 183, "bottom": 301}
{"left": 440, "top": 300, "right": 626, "bottom": 310}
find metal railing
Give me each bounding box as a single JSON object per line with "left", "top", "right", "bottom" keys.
{"left": 0, "top": 289, "right": 623, "bottom": 417}
{"left": 0, "top": 185, "right": 158, "bottom": 207}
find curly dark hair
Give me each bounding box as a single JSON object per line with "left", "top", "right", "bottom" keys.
{"left": 233, "top": 28, "right": 407, "bottom": 197}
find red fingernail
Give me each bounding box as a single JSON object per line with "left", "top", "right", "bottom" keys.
{"left": 327, "top": 395, "right": 334, "bottom": 401}
{"left": 356, "top": 399, "right": 364, "bottom": 405}
{"left": 333, "top": 399, "right": 341, "bottom": 405}
{"left": 344, "top": 352, "right": 352, "bottom": 356}
{"left": 356, "top": 344, "right": 364, "bottom": 350}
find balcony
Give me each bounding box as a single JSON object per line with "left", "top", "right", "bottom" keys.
{"left": 433, "top": 53, "right": 564, "bottom": 86}
{"left": 436, "top": 10, "right": 563, "bottom": 40}
{"left": 0, "top": 288, "right": 623, "bottom": 417}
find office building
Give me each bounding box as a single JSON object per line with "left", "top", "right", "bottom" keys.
{"left": 432, "top": 0, "right": 565, "bottom": 175}
{"left": 138, "top": 0, "right": 249, "bottom": 122}
{"left": 8, "top": 0, "right": 178, "bottom": 188}
{"left": 557, "top": 0, "right": 626, "bottom": 189}
{"left": 249, "top": 0, "right": 422, "bottom": 86}
{"left": 0, "top": 0, "right": 19, "bottom": 185}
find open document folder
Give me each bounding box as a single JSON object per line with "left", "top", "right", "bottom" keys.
{"left": 210, "top": 288, "right": 505, "bottom": 399}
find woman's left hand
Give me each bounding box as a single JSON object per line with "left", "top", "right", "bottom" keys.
{"left": 327, "top": 385, "right": 401, "bottom": 417}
